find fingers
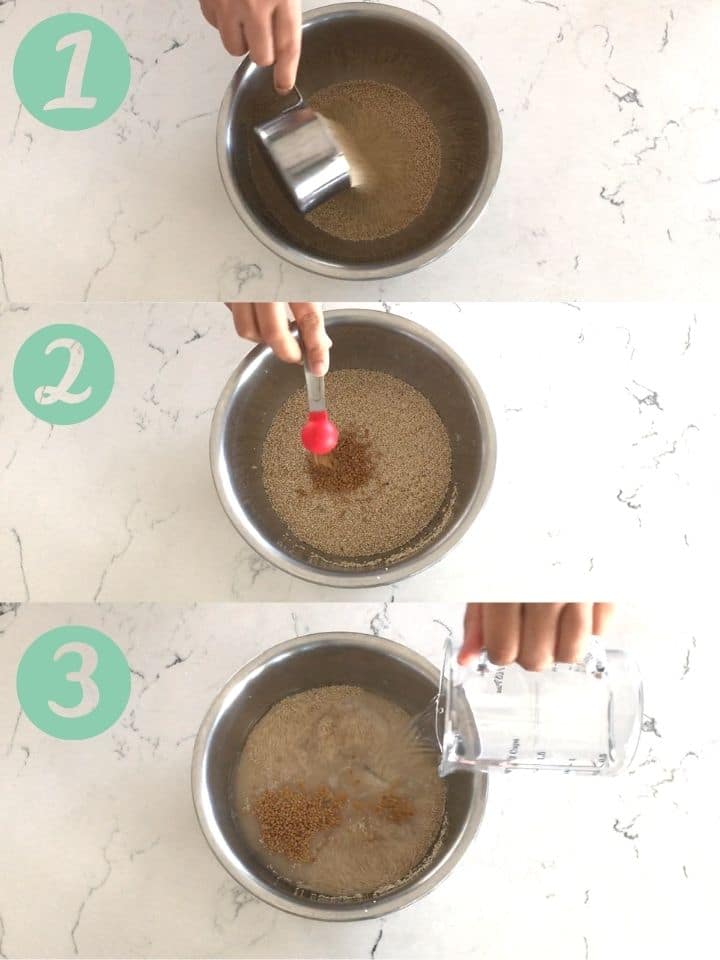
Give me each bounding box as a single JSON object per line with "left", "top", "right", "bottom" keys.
{"left": 555, "top": 603, "right": 593, "bottom": 664}
{"left": 230, "top": 302, "right": 316, "bottom": 367}
{"left": 291, "top": 302, "right": 330, "bottom": 376}
{"left": 206, "top": 1, "right": 303, "bottom": 88}
{"left": 273, "top": 0, "right": 302, "bottom": 93}
{"left": 231, "top": 302, "right": 261, "bottom": 343}
{"left": 457, "top": 603, "right": 614, "bottom": 672}
{"left": 459, "top": 603, "right": 484, "bottom": 665}
{"left": 243, "top": 2, "right": 276, "bottom": 68}
{"left": 199, "top": 0, "right": 218, "bottom": 28}
{"left": 592, "top": 602, "right": 615, "bottom": 636}
{"left": 256, "top": 302, "right": 302, "bottom": 364}
{"left": 520, "top": 603, "right": 564, "bottom": 671}
{"left": 484, "top": 604, "right": 522, "bottom": 667}
{"left": 216, "top": 10, "right": 249, "bottom": 56}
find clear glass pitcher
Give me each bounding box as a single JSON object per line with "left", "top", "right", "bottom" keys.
{"left": 437, "top": 637, "right": 643, "bottom": 776}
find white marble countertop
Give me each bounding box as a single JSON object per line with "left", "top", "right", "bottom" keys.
{"left": 0, "top": 600, "right": 715, "bottom": 959}
{"left": 1, "top": 301, "right": 717, "bottom": 602}
{"left": 1, "top": 0, "right": 718, "bottom": 301}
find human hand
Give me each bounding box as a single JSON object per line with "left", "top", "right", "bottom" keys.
{"left": 200, "top": 0, "right": 302, "bottom": 93}
{"left": 228, "top": 302, "right": 331, "bottom": 375}
{"left": 460, "top": 603, "right": 615, "bottom": 671}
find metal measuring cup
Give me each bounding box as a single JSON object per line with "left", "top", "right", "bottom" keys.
{"left": 254, "top": 87, "right": 352, "bottom": 214}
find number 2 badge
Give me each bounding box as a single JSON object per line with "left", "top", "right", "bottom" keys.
{"left": 13, "top": 324, "right": 114, "bottom": 425}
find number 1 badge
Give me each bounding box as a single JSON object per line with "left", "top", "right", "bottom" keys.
{"left": 13, "top": 14, "right": 131, "bottom": 131}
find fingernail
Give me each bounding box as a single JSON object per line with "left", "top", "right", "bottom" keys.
{"left": 311, "top": 361, "right": 328, "bottom": 377}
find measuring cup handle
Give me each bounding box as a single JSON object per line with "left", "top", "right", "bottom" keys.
{"left": 279, "top": 85, "right": 305, "bottom": 114}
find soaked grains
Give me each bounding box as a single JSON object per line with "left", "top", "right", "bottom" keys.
{"left": 262, "top": 369, "right": 453, "bottom": 559}
{"left": 233, "top": 685, "right": 446, "bottom": 897}
{"left": 307, "top": 80, "right": 442, "bottom": 241}
{"left": 377, "top": 793, "right": 416, "bottom": 825}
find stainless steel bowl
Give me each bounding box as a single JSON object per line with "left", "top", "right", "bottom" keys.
{"left": 217, "top": 2, "right": 503, "bottom": 280}
{"left": 210, "top": 308, "right": 497, "bottom": 588}
{"left": 191, "top": 632, "right": 486, "bottom": 921}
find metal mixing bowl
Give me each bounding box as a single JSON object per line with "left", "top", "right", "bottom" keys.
{"left": 217, "top": 2, "right": 503, "bottom": 280}
{"left": 191, "top": 632, "right": 486, "bottom": 921}
{"left": 210, "top": 308, "right": 496, "bottom": 587}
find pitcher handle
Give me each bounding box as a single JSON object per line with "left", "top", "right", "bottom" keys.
{"left": 472, "top": 635, "right": 608, "bottom": 679}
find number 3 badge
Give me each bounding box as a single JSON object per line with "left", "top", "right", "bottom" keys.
{"left": 13, "top": 14, "right": 131, "bottom": 131}
{"left": 17, "top": 627, "right": 131, "bottom": 740}
{"left": 13, "top": 324, "right": 114, "bottom": 425}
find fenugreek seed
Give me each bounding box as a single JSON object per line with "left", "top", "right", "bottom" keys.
{"left": 253, "top": 785, "right": 347, "bottom": 863}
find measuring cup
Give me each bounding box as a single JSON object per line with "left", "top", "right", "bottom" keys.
{"left": 436, "top": 637, "right": 643, "bottom": 776}
{"left": 254, "top": 87, "right": 352, "bottom": 214}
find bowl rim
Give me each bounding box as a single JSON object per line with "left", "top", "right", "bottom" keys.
{"left": 209, "top": 307, "right": 497, "bottom": 588}
{"left": 216, "top": 1, "right": 504, "bottom": 281}
{"left": 190, "top": 630, "right": 488, "bottom": 921}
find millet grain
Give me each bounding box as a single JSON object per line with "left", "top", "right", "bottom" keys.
{"left": 262, "top": 369, "right": 452, "bottom": 559}
{"left": 307, "top": 80, "right": 442, "bottom": 241}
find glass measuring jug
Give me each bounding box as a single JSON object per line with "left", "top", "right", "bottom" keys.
{"left": 437, "top": 637, "right": 643, "bottom": 776}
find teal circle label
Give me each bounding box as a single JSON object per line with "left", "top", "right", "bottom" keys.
{"left": 13, "top": 324, "right": 114, "bottom": 425}
{"left": 17, "top": 626, "right": 131, "bottom": 740}
{"left": 13, "top": 14, "right": 131, "bottom": 131}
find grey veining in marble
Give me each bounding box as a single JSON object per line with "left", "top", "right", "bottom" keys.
{"left": 0, "top": 0, "right": 718, "bottom": 300}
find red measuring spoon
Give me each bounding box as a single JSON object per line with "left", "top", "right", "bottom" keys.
{"left": 300, "top": 343, "right": 339, "bottom": 456}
